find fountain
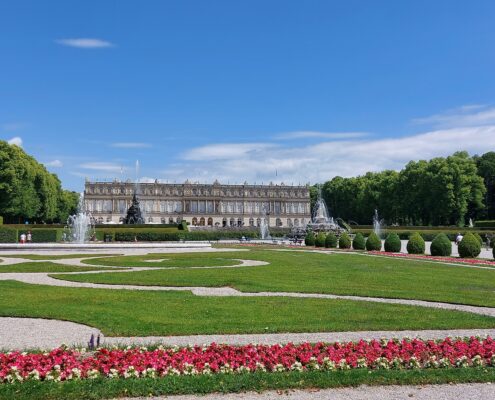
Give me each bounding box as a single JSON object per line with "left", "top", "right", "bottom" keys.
{"left": 304, "top": 185, "right": 346, "bottom": 235}
{"left": 64, "top": 193, "right": 95, "bottom": 243}
{"left": 123, "top": 160, "right": 145, "bottom": 224}
{"left": 259, "top": 205, "right": 271, "bottom": 240}
{"left": 372, "top": 209, "right": 383, "bottom": 237}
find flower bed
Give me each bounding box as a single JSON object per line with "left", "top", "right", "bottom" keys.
{"left": 368, "top": 251, "right": 495, "bottom": 266}
{"left": 1, "top": 337, "right": 495, "bottom": 383}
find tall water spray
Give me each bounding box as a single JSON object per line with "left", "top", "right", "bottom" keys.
{"left": 260, "top": 205, "right": 271, "bottom": 240}
{"left": 65, "top": 193, "right": 95, "bottom": 243}
{"left": 373, "top": 209, "right": 382, "bottom": 237}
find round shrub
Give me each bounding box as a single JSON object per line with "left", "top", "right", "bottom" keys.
{"left": 366, "top": 232, "right": 382, "bottom": 251}
{"left": 430, "top": 233, "right": 452, "bottom": 257}
{"left": 338, "top": 232, "right": 352, "bottom": 249}
{"left": 304, "top": 232, "right": 315, "bottom": 246}
{"left": 407, "top": 232, "right": 425, "bottom": 254}
{"left": 352, "top": 233, "right": 366, "bottom": 250}
{"left": 315, "top": 232, "right": 326, "bottom": 248}
{"left": 384, "top": 233, "right": 401, "bottom": 253}
{"left": 325, "top": 232, "right": 338, "bottom": 248}
{"left": 458, "top": 232, "right": 481, "bottom": 258}
{"left": 473, "top": 232, "right": 483, "bottom": 246}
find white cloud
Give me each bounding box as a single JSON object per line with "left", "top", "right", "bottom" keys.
{"left": 44, "top": 159, "right": 63, "bottom": 168}
{"left": 56, "top": 38, "right": 114, "bottom": 49}
{"left": 79, "top": 162, "right": 123, "bottom": 173}
{"left": 111, "top": 142, "right": 152, "bottom": 149}
{"left": 7, "top": 136, "right": 23, "bottom": 146}
{"left": 183, "top": 143, "right": 276, "bottom": 161}
{"left": 413, "top": 104, "right": 495, "bottom": 127}
{"left": 168, "top": 125, "right": 495, "bottom": 184}
{"left": 275, "top": 131, "right": 369, "bottom": 140}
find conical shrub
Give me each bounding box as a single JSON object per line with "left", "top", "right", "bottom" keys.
{"left": 384, "top": 233, "right": 401, "bottom": 253}
{"left": 315, "top": 232, "right": 326, "bottom": 248}
{"left": 352, "top": 233, "right": 366, "bottom": 250}
{"left": 458, "top": 232, "right": 481, "bottom": 258}
{"left": 338, "top": 232, "right": 352, "bottom": 249}
{"left": 407, "top": 232, "right": 425, "bottom": 254}
{"left": 305, "top": 232, "right": 315, "bottom": 246}
{"left": 430, "top": 233, "right": 452, "bottom": 257}
{"left": 366, "top": 232, "right": 382, "bottom": 251}
{"left": 325, "top": 232, "right": 338, "bottom": 248}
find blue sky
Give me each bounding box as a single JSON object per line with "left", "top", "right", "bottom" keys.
{"left": 1, "top": 0, "right": 495, "bottom": 191}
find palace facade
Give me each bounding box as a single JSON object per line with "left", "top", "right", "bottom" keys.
{"left": 84, "top": 180, "right": 311, "bottom": 228}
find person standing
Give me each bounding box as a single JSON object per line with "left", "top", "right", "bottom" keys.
{"left": 27, "top": 231, "right": 32, "bottom": 243}
{"left": 20, "top": 232, "right": 26, "bottom": 244}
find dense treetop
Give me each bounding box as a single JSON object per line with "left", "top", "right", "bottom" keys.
{"left": 317, "top": 151, "right": 490, "bottom": 226}
{"left": 0, "top": 140, "right": 78, "bottom": 223}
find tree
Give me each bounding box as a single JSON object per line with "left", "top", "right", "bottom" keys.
{"left": 475, "top": 152, "right": 495, "bottom": 219}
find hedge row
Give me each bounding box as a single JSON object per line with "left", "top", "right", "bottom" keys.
{"left": 353, "top": 229, "right": 495, "bottom": 242}
{"left": 474, "top": 220, "right": 495, "bottom": 228}
{"left": 0, "top": 228, "right": 17, "bottom": 243}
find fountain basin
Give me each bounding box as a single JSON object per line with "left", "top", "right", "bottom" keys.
{"left": 0, "top": 242, "right": 211, "bottom": 251}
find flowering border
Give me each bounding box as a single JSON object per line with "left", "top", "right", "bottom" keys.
{"left": 2, "top": 337, "right": 494, "bottom": 384}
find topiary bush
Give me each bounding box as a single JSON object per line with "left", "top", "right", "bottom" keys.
{"left": 458, "top": 232, "right": 481, "bottom": 258}
{"left": 473, "top": 232, "right": 483, "bottom": 246}
{"left": 407, "top": 232, "right": 425, "bottom": 254}
{"left": 325, "top": 232, "right": 338, "bottom": 248}
{"left": 0, "top": 227, "right": 17, "bottom": 243}
{"left": 430, "top": 233, "right": 452, "bottom": 257}
{"left": 366, "top": 232, "right": 382, "bottom": 251}
{"left": 384, "top": 233, "right": 401, "bottom": 253}
{"left": 305, "top": 232, "right": 315, "bottom": 246}
{"left": 338, "top": 232, "right": 352, "bottom": 249}
{"left": 352, "top": 233, "right": 366, "bottom": 250}
{"left": 315, "top": 232, "right": 326, "bottom": 248}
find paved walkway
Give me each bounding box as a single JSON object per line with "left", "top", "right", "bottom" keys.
{"left": 119, "top": 383, "right": 495, "bottom": 400}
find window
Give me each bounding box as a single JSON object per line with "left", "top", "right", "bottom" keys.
{"left": 207, "top": 217, "right": 213, "bottom": 226}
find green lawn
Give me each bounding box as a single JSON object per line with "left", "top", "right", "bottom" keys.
{"left": 81, "top": 254, "right": 240, "bottom": 268}
{"left": 2, "top": 369, "right": 495, "bottom": 400}
{"left": 1, "top": 280, "right": 494, "bottom": 336}
{"left": 0, "top": 262, "right": 120, "bottom": 273}
{"left": 59, "top": 249, "right": 495, "bottom": 307}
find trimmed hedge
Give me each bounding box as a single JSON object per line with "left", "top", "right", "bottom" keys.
{"left": 473, "top": 232, "right": 483, "bottom": 246}
{"left": 475, "top": 220, "right": 495, "bottom": 228}
{"left": 458, "top": 233, "right": 481, "bottom": 258}
{"left": 30, "top": 229, "right": 62, "bottom": 243}
{"left": 305, "top": 232, "right": 315, "bottom": 246}
{"left": 338, "top": 233, "right": 352, "bottom": 249}
{"left": 366, "top": 232, "right": 382, "bottom": 251}
{"left": 430, "top": 233, "right": 452, "bottom": 257}
{"left": 325, "top": 233, "right": 338, "bottom": 248}
{"left": 315, "top": 233, "right": 326, "bottom": 248}
{"left": 0, "top": 228, "right": 17, "bottom": 243}
{"left": 384, "top": 233, "right": 401, "bottom": 253}
{"left": 407, "top": 233, "right": 425, "bottom": 254}
{"left": 352, "top": 233, "right": 366, "bottom": 250}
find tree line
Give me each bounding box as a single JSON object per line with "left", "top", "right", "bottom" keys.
{"left": 0, "top": 140, "right": 79, "bottom": 224}
{"left": 315, "top": 151, "right": 495, "bottom": 226}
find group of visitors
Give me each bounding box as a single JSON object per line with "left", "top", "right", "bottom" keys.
{"left": 19, "top": 231, "right": 32, "bottom": 244}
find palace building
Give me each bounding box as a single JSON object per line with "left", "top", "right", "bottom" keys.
{"left": 84, "top": 180, "right": 311, "bottom": 228}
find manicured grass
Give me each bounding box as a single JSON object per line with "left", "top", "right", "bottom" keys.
{"left": 1, "top": 280, "right": 494, "bottom": 336}
{"left": 82, "top": 254, "right": 240, "bottom": 268}
{"left": 62, "top": 250, "right": 495, "bottom": 307}
{"left": 0, "top": 254, "right": 119, "bottom": 260}
{"left": 1, "top": 369, "right": 494, "bottom": 400}
{"left": 0, "top": 262, "right": 119, "bottom": 273}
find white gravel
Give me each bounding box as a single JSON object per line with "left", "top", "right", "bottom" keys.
{"left": 119, "top": 383, "right": 495, "bottom": 400}
{"left": 0, "top": 316, "right": 493, "bottom": 350}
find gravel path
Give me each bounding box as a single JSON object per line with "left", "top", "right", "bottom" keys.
{"left": 118, "top": 383, "right": 495, "bottom": 400}
{"left": 1, "top": 316, "right": 493, "bottom": 350}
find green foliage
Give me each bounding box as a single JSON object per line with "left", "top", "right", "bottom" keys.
{"left": 325, "top": 232, "right": 338, "bottom": 248}
{"left": 314, "top": 232, "right": 326, "bottom": 247}
{"left": 0, "top": 216, "right": 3, "bottom": 225}
{"left": 476, "top": 152, "right": 495, "bottom": 220}
{"left": 458, "top": 232, "right": 481, "bottom": 258}
{"left": 473, "top": 232, "right": 483, "bottom": 245}
{"left": 338, "top": 232, "right": 351, "bottom": 249}
{"left": 474, "top": 220, "right": 495, "bottom": 228}
{"left": 352, "top": 232, "right": 366, "bottom": 250}
{"left": 0, "top": 227, "right": 17, "bottom": 243}
{"left": 407, "top": 233, "right": 425, "bottom": 254}
{"left": 0, "top": 140, "right": 75, "bottom": 223}
{"left": 30, "top": 229, "right": 62, "bottom": 243}
{"left": 113, "top": 230, "right": 259, "bottom": 242}
{"left": 366, "top": 232, "right": 382, "bottom": 251}
{"left": 384, "top": 233, "right": 401, "bottom": 252}
{"left": 178, "top": 220, "right": 188, "bottom": 231}
{"left": 430, "top": 233, "right": 452, "bottom": 257}
{"left": 322, "top": 151, "right": 487, "bottom": 225}
{"left": 305, "top": 231, "right": 315, "bottom": 246}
